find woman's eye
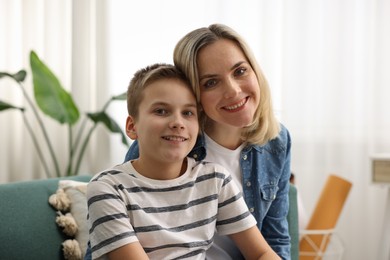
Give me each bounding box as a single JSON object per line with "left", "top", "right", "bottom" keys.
{"left": 234, "top": 67, "right": 247, "bottom": 77}
{"left": 203, "top": 79, "right": 217, "bottom": 89}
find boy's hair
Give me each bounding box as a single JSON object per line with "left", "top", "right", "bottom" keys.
{"left": 173, "top": 24, "right": 280, "bottom": 145}
{"left": 127, "top": 63, "right": 192, "bottom": 119}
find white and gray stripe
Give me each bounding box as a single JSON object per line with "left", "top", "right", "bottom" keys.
{"left": 87, "top": 158, "right": 256, "bottom": 260}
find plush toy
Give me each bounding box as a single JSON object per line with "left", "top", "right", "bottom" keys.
{"left": 49, "top": 181, "right": 88, "bottom": 260}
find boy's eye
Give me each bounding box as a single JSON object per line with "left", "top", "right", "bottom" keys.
{"left": 154, "top": 108, "right": 168, "bottom": 115}
{"left": 183, "top": 110, "right": 196, "bottom": 117}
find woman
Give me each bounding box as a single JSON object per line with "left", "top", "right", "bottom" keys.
{"left": 125, "top": 24, "right": 292, "bottom": 260}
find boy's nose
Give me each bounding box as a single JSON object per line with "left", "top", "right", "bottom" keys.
{"left": 169, "top": 114, "right": 185, "bottom": 129}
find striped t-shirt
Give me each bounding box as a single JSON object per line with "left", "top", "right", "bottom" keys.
{"left": 87, "top": 157, "right": 256, "bottom": 260}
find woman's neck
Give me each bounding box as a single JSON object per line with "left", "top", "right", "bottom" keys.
{"left": 205, "top": 123, "right": 244, "bottom": 150}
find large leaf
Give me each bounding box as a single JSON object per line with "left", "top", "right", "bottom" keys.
{"left": 30, "top": 51, "right": 80, "bottom": 125}
{"left": 87, "top": 111, "right": 129, "bottom": 145}
{"left": 0, "top": 70, "right": 27, "bottom": 82}
{"left": 0, "top": 72, "right": 10, "bottom": 79}
{"left": 112, "top": 92, "right": 127, "bottom": 101}
{"left": 0, "top": 100, "right": 24, "bottom": 112}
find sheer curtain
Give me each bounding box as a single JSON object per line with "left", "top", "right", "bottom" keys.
{"left": 1, "top": 0, "right": 389, "bottom": 259}
{"left": 0, "top": 0, "right": 112, "bottom": 182}
{"left": 280, "top": 2, "right": 390, "bottom": 260}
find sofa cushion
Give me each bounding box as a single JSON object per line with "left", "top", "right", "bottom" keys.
{"left": 52, "top": 180, "right": 89, "bottom": 259}
{"left": 0, "top": 175, "right": 91, "bottom": 260}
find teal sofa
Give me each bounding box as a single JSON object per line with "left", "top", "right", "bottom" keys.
{"left": 0, "top": 176, "right": 298, "bottom": 260}
{"left": 288, "top": 184, "right": 299, "bottom": 260}
{"left": 0, "top": 175, "right": 91, "bottom": 260}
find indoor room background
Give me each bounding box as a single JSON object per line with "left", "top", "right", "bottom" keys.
{"left": 1, "top": 0, "right": 389, "bottom": 259}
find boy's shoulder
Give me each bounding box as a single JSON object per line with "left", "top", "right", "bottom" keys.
{"left": 190, "top": 158, "right": 231, "bottom": 178}
{"left": 90, "top": 162, "right": 133, "bottom": 183}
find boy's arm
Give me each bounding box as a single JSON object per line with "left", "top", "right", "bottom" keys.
{"left": 107, "top": 242, "right": 149, "bottom": 260}
{"left": 88, "top": 178, "right": 143, "bottom": 259}
{"left": 228, "top": 226, "right": 281, "bottom": 260}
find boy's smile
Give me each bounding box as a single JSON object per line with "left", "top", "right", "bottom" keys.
{"left": 126, "top": 78, "right": 199, "bottom": 179}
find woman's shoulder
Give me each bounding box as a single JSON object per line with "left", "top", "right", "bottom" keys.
{"left": 275, "top": 123, "right": 291, "bottom": 146}
{"left": 188, "top": 135, "right": 207, "bottom": 161}
{"left": 252, "top": 123, "right": 291, "bottom": 154}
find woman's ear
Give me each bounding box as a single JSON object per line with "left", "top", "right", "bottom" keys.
{"left": 126, "top": 115, "right": 138, "bottom": 140}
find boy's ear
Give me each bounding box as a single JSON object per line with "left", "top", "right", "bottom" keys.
{"left": 126, "top": 115, "right": 138, "bottom": 140}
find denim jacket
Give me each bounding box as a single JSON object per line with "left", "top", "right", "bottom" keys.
{"left": 124, "top": 124, "right": 292, "bottom": 260}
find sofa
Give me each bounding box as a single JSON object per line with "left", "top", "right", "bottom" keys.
{"left": 0, "top": 175, "right": 91, "bottom": 260}
{"left": 0, "top": 176, "right": 299, "bottom": 260}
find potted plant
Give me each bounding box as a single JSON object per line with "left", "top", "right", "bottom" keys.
{"left": 0, "top": 51, "right": 129, "bottom": 178}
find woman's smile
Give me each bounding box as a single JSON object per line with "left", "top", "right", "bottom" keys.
{"left": 222, "top": 97, "right": 248, "bottom": 111}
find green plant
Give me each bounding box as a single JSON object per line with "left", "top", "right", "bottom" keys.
{"left": 0, "top": 50, "right": 129, "bottom": 177}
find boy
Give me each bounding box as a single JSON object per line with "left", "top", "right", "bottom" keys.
{"left": 87, "top": 63, "right": 280, "bottom": 260}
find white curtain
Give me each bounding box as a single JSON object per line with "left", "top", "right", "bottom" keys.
{"left": 0, "top": 0, "right": 114, "bottom": 181}
{"left": 277, "top": 1, "right": 390, "bottom": 260}
{"left": 1, "top": 0, "right": 389, "bottom": 259}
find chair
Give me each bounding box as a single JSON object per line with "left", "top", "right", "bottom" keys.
{"left": 299, "top": 174, "right": 352, "bottom": 260}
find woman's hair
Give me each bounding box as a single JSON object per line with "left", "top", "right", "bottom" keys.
{"left": 173, "top": 23, "right": 280, "bottom": 145}
{"left": 127, "top": 63, "right": 191, "bottom": 119}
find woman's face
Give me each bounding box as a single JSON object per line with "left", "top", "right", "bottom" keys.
{"left": 196, "top": 39, "right": 260, "bottom": 130}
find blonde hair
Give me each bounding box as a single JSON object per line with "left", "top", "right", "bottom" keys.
{"left": 173, "top": 23, "right": 280, "bottom": 145}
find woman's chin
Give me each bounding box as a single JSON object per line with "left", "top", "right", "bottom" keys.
{"left": 223, "top": 118, "right": 253, "bottom": 129}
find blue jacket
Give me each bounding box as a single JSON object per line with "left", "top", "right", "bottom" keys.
{"left": 124, "top": 124, "right": 292, "bottom": 259}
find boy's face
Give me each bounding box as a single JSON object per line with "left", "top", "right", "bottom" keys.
{"left": 126, "top": 78, "right": 199, "bottom": 165}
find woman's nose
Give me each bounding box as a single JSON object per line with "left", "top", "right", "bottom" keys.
{"left": 224, "top": 78, "right": 241, "bottom": 98}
